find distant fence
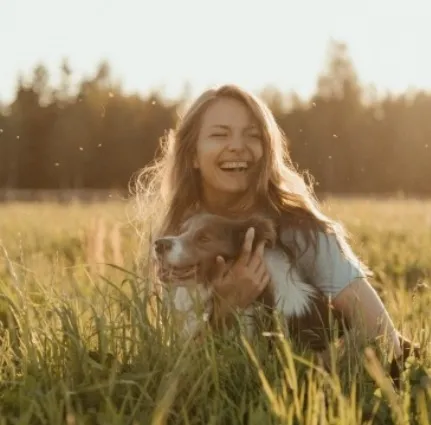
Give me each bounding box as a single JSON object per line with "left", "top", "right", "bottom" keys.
{"left": 0, "top": 189, "right": 130, "bottom": 203}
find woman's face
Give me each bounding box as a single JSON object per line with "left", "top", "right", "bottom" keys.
{"left": 193, "top": 97, "right": 264, "bottom": 210}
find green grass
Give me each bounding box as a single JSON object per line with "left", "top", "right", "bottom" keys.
{"left": 0, "top": 197, "right": 430, "bottom": 424}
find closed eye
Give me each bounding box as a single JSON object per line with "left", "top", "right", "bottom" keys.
{"left": 248, "top": 131, "right": 262, "bottom": 139}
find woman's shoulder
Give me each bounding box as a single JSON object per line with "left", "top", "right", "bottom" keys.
{"left": 278, "top": 220, "right": 369, "bottom": 297}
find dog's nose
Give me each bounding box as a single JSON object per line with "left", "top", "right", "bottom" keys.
{"left": 154, "top": 238, "right": 172, "bottom": 254}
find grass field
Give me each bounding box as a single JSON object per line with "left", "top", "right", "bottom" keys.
{"left": 0, "top": 198, "right": 430, "bottom": 424}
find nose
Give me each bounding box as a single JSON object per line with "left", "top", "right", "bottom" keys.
{"left": 228, "top": 131, "right": 246, "bottom": 151}
{"left": 154, "top": 238, "right": 173, "bottom": 254}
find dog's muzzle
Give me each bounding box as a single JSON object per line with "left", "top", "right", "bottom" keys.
{"left": 154, "top": 238, "right": 173, "bottom": 255}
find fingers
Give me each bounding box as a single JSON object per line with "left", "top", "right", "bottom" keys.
{"left": 237, "top": 227, "right": 255, "bottom": 266}
{"left": 254, "top": 259, "right": 267, "bottom": 282}
{"left": 246, "top": 271, "right": 270, "bottom": 307}
{"left": 213, "top": 230, "right": 270, "bottom": 310}
{"left": 262, "top": 270, "right": 271, "bottom": 287}
{"left": 214, "top": 256, "right": 227, "bottom": 282}
{"left": 255, "top": 265, "right": 271, "bottom": 292}
{"left": 248, "top": 240, "right": 266, "bottom": 272}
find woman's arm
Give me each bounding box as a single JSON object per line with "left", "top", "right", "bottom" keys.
{"left": 280, "top": 227, "right": 408, "bottom": 360}
{"left": 331, "top": 277, "right": 402, "bottom": 357}
{"left": 326, "top": 276, "right": 420, "bottom": 388}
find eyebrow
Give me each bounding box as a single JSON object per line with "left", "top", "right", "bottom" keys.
{"left": 209, "top": 124, "right": 259, "bottom": 130}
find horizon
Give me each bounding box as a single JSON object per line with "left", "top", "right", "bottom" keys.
{"left": 1, "top": 0, "right": 431, "bottom": 105}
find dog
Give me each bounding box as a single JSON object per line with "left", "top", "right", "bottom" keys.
{"left": 153, "top": 212, "right": 346, "bottom": 351}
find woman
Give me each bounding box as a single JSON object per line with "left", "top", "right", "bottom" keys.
{"left": 135, "top": 84, "right": 416, "bottom": 373}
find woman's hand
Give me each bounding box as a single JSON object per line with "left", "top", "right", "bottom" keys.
{"left": 211, "top": 227, "right": 271, "bottom": 319}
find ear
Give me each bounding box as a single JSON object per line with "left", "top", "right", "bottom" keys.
{"left": 233, "top": 215, "right": 277, "bottom": 250}
{"left": 193, "top": 156, "right": 199, "bottom": 169}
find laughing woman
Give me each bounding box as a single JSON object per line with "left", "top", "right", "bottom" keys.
{"left": 135, "top": 84, "right": 419, "bottom": 382}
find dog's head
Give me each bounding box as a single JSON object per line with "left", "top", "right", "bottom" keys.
{"left": 153, "top": 213, "right": 277, "bottom": 285}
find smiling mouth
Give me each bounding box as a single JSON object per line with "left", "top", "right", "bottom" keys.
{"left": 219, "top": 161, "right": 250, "bottom": 172}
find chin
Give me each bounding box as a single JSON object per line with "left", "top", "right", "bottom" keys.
{"left": 222, "top": 187, "right": 249, "bottom": 195}
{"left": 217, "top": 182, "right": 250, "bottom": 193}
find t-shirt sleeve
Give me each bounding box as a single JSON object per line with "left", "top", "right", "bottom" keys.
{"left": 280, "top": 228, "right": 368, "bottom": 298}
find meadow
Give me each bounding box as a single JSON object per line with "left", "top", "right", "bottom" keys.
{"left": 0, "top": 197, "right": 430, "bottom": 424}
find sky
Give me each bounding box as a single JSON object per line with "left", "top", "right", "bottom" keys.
{"left": 1, "top": 0, "right": 430, "bottom": 104}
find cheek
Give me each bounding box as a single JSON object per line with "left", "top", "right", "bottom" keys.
{"left": 249, "top": 139, "right": 264, "bottom": 161}
{"left": 194, "top": 139, "right": 222, "bottom": 169}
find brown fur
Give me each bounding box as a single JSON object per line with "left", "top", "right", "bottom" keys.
{"left": 155, "top": 213, "right": 277, "bottom": 285}
{"left": 154, "top": 213, "right": 347, "bottom": 351}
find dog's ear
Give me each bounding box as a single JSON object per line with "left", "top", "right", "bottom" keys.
{"left": 232, "top": 215, "right": 277, "bottom": 251}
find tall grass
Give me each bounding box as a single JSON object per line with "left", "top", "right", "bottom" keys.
{"left": 0, "top": 198, "right": 429, "bottom": 424}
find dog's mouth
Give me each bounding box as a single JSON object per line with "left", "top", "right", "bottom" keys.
{"left": 159, "top": 264, "right": 198, "bottom": 282}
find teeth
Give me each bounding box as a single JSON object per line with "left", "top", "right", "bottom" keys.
{"left": 220, "top": 161, "right": 248, "bottom": 169}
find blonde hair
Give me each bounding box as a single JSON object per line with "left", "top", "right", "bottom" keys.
{"left": 132, "top": 84, "right": 345, "bottom": 261}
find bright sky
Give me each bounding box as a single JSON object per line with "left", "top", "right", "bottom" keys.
{"left": 1, "top": 0, "right": 430, "bottom": 104}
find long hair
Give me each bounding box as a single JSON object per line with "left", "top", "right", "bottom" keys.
{"left": 132, "top": 84, "right": 347, "bottom": 264}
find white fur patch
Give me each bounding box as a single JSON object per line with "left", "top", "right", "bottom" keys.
{"left": 171, "top": 285, "right": 213, "bottom": 338}
{"left": 264, "top": 248, "right": 316, "bottom": 318}
{"left": 173, "top": 285, "right": 212, "bottom": 312}
{"left": 166, "top": 239, "right": 186, "bottom": 266}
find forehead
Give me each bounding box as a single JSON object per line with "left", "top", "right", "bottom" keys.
{"left": 200, "top": 97, "right": 257, "bottom": 129}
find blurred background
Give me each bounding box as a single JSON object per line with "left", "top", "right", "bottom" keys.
{"left": 1, "top": 4, "right": 431, "bottom": 421}
{"left": 1, "top": 0, "right": 430, "bottom": 202}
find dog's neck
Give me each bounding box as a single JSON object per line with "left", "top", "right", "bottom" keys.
{"left": 172, "top": 283, "right": 212, "bottom": 312}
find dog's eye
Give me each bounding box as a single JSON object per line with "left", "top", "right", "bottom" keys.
{"left": 197, "top": 233, "right": 211, "bottom": 243}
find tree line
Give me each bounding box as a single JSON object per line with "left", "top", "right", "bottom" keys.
{"left": 0, "top": 41, "right": 430, "bottom": 196}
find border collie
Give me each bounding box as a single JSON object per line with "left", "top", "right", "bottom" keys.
{"left": 153, "top": 212, "right": 346, "bottom": 351}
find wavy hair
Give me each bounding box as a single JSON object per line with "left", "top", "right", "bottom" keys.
{"left": 132, "top": 84, "right": 347, "bottom": 264}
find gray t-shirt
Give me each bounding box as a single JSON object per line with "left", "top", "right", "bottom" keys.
{"left": 279, "top": 228, "right": 368, "bottom": 298}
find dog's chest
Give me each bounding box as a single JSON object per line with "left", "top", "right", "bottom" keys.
{"left": 263, "top": 248, "right": 316, "bottom": 318}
